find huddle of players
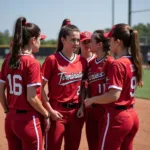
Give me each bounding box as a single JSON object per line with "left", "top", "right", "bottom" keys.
{"left": 0, "top": 17, "right": 143, "bottom": 150}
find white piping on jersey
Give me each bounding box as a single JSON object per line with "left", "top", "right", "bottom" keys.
{"left": 32, "top": 116, "right": 40, "bottom": 150}
{"left": 0, "top": 79, "right": 6, "bottom": 83}
{"left": 42, "top": 76, "right": 48, "bottom": 82}
{"left": 95, "top": 57, "right": 105, "bottom": 64}
{"left": 108, "top": 85, "right": 122, "bottom": 91}
{"left": 27, "top": 83, "right": 41, "bottom": 87}
{"left": 87, "top": 54, "right": 95, "bottom": 62}
{"left": 59, "top": 52, "right": 76, "bottom": 63}
{"left": 101, "top": 113, "right": 110, "bottom": 150}
{"left": 122, "top": 56, "right": 132, "bottom": 58}
{"left": 59, "top": 79, "right": 82, "bottom": 86}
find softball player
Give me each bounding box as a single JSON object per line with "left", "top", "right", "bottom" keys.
{"left": 78, "top": 31, "right": 96, "bottom": 110}
{"left": 86, "top": 30, "right": 114, "bottom": 150}
{"left": 42, "top": 24, "right": 88, "bottom": 150}
{"left": 85, "top": 24, "right": 143, "bottom": 150}
{"left": 79, "top": 31, "right": 96, "bottom": 62}
{"left": 0, "top": 17, "right": 50, "bottom": 150}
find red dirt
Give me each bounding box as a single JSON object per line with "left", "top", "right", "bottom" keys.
{"left": 0, "top": 98, "right": 150, "bottom": 150}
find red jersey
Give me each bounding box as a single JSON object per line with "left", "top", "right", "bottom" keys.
{"left": 42, "top": 52, "right": 88, "bottom": 103}
{"left": 0, "top": 54, "right": 42, "bottom": 111}
{"left": 5, "top": 53, "right": 11, "bottom": 59}
{"left": 87, "top": 53, "right": 96, "bottom": 63}
{"left": 108, "top": 56, "right": 136, "bottom": 106}
{"left": 88, "top": 56, "right": 114, "bottom": 98}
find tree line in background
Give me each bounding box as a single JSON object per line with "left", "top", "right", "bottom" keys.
{"left": 0, "top": 23, "right": 150, "bottom": 46}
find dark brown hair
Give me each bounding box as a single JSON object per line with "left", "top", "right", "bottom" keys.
{"left": 9, "top": 17, "right": 41, "bottom": 69}
{"left": 61, "top": 18, "right": 71, "bottom": 28}
{"left": 56, "top": 24, "right": 80, "bottom": 52}
{"left": 93, "top": 30, "right": 110, "bottom": 56}
{"left": 112, "top": 23, "right": 143, "bottom": 87}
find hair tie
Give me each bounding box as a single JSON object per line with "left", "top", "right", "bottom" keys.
{"left": 22, "top": 21, "right": 27, "bottom": 26}
{"left": 130, "top": 29, "right": 133, "bottom": 36}
{"left": 129, "top": 29, "right": 133, "bottom": 45}
{"left": 65, "top": 20, "right": 71, "bottom": 25}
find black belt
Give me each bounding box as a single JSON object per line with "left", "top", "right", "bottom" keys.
{"left": 115, "top": 105, "right": 134, "bottom": 110}
{"left": 91, "top": 104, "right": 99, "bottom": 107}
{"left": 58, "top": 102, "right": 81, "bottom": 109}
{"left": 16, "top": 109, "right": 28, "bottom": 114}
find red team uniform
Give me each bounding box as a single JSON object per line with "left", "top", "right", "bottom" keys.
{"left": 86, "top": 56, "right": 114, "bottom": 150}
{"left": 42, "top": 52, "right": 88, "bottom": 150}
{"left": 87, "top": 53, "right": 96, "bottom": 63}
{"left": 98, "top": 56, "right": 139, "bottom": 150}
{"left": 0, "top": 54, "right": 43, "bottom": 150}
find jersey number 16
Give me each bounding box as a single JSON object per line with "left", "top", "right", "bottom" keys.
{"left": 7, "top": 74, "right": 22, "bottom": 96}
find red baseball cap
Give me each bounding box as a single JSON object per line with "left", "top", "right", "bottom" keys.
{"left": 104, "top": 26, "right": 115, "bottom": 38}
{"left": 40, "top": 34, "right": 46, "bottom": 40}
{"left": 80, "top": 31, "right": 92, "bottom": 42}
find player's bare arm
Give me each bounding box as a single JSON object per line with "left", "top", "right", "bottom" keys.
{"left": 84, "top": 89, "right": 121, "bottom": 107}
{"left": 77, "top": 81, "right": 85, "bottom": 118}
{"left": 42, "top": 79, "right": 63, "bottom": 120}
{"left": 27, "top": 86, "right": 50, "bottom": 119}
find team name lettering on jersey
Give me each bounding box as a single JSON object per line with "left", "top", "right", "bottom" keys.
{"left": 58, "top": 72, "right": 83, "bottom": 86}
{"left": 88, "top": 72, "right": 105, "bottom": 83}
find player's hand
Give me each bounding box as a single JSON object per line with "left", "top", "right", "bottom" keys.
{"left": 77, "top": 105, "right": 84, "bottom": 118}
{"left": 50, "top": 109, "right": 63, "bottom": 121}
{"left": 84, "top": 98, "right": 94, "bottom": 108}
{"left": 44, "top": 118, "right": 51, "bottom": 132}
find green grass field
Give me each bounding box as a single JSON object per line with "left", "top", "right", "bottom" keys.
{"left": 0, "top": 58, "right": 150, "bottom": 99}
{"left": 136, "top": 69, "right": 150, "bottom": 99}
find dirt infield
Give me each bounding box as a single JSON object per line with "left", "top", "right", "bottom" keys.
{"left": 0, "top": 98, "right": 150, "bottom": 150}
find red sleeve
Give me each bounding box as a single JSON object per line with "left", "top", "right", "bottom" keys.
{"left": 108, "top": 62, "right": 124, "bottom": 91}
{"left": 106, "top": 57, "right": 114, "bottom": 73}
{"left": 26, "top": 61, "right": 41, "bottom": 87}
{"left": 41, "top": 56, "right": 54, "bottom": 82}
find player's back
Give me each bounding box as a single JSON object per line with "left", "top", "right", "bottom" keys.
{"left": 108, "top": 56, "right": 136, "bottom": 106}
{"left": 1, "top": 54, "right": 41, "bottom": 111}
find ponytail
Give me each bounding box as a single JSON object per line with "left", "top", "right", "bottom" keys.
{"left": 56, "top": 31, "right": 64, "bottom": 52}
{"left": 55, "top": 19, "right": 72, "bottom": 53}
{"left": 109, "top": 24, "right": 143, "bottom": 87}
{"left": 61, "top": 18, "right": 71, "bottom": 28}
{"left": 130, "top": 30, "right": 143, "bottom": 87}
{"left": 9, "top": 17, "right": 41, "bottom": 69}
{"left": 9, "top": 17, "right": 26, "bottom": 69}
